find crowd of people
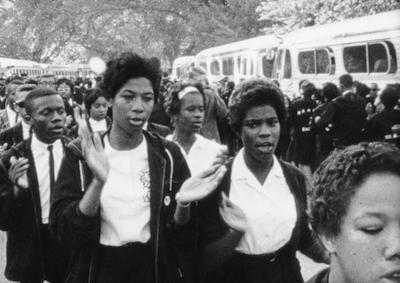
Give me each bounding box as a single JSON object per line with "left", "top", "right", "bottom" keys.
{"left": 0, "top": 51, "right": 399, "bottom": 283}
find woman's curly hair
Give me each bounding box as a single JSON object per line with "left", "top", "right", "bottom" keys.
{"left": 165, "top": 80, "right": 205, "bottom": 117}
{"left": 100, "top": 52, "right": 161, "bottom": 100}
{"left": 310, "top": 142, "right": 400, "bottom": 237}
{"left": 228, "top": 78, "right": 286, "bottom": 134}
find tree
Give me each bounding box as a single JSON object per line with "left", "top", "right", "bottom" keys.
{"left": 258, "top": 0, "right": 400, "bottom": 34}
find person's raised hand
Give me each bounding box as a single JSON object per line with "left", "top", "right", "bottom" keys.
{"left": 219, "top": 192, "right": 247, "bottom": 233}
{"left": 0, "top": 143, "right": 9, "bottom": 152}
{"left": 78, "top": 116, "right": 109, "bottom": 184}
{"left": 176, "top": 163, "right": 227, "bottom": 204}
{"left": 9, "top": 156, "right": 29, "bottom": 189}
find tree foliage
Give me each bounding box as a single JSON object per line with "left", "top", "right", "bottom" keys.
{"left": 258, "top": 0, "right": 400, "bottom": 34}
{"left": 0, "top": 0, "right": 399, "bottom": 66}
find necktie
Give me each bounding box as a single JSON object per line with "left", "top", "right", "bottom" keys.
{"left": 14, "top": 112, "right": 19, "bottom": 124}
{"left": 47, "top": 144, "right": 55, "bottom": 190}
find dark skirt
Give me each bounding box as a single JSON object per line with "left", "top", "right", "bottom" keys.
{"left": 95, "top": 243, "right": 154, "bottom": 283}
{"left": 204, "top": 251, "right": 303, "bottom": 283}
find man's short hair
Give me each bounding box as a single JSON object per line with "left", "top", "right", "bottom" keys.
{"left": 188, "top": 66, "right": 206, "bottom": 80}
{"left": 339, "top": 74, "right": 353, "bottom": 89}
{"left": 16, "top": 84, "right": 37, "bottom": 94}
{"left": 24, "top": 88, "right": 60, "bottom": 115}
{"left": 5, "top": 80, "right": 24, "bottom": 96}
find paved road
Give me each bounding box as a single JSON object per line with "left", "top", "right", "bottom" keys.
{"left": 0, "top": 230, "right": 327, "bottom": 283}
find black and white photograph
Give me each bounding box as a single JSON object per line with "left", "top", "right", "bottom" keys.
{"left": 0, "top": 0, "right": 400, "bottom": 282}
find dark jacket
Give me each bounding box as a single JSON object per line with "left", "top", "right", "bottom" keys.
{"left": 49, "top": 130, "right": 198, "bottom": 283}
{"left": 199, "top": 160, "right": 327, "bottom": 283}
{"left": 363, "top": 109, "right": 400, "bottom": 147}
{"left": 0, "top": 136, "right": 71, "bottom": 282}
{"left": 147, "top": 122, "right": 171, "bottom": 138}
{"left": 306, "top": 268, "right": 329, "bottom": 283}
{"left": 0, "top": 122, "right": 24, "bottom": 150}
{"left": 317, "top": 92, "right": 366, "bottom": 147}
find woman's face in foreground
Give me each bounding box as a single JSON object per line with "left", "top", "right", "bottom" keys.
{"left": 328, "top": 172, "right": 400, "bottom": 283}
{"left": 240, "top": 104, "right": 280, "bottom": 163}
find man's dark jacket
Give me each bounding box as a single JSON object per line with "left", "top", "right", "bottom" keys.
{"left": 0, "top": 137, "right": 71, "bottom": 282}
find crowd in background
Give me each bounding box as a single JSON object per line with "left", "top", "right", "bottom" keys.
{"left": 0, "top": 53, "right": 399, "bottom": 283}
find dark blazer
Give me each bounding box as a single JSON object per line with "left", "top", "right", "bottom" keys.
{"left": 0, "top": 136, "right": 71, "bottom": 282}
{"left": 0, "top": 122, "right": 24, "bottom": 150}
{"left": 199, "top": 160, "right": 327, "bottom": 283}
{"left": 317, "top": 92, "right": 366, "bottom": 147}
{"left": 147, "top": 122, "right": 171, "bottom": 138}
{"left": 49, "top": 131, "right": 197, "bottom": 283}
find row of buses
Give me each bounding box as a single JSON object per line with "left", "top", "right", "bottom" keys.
{"left": 0, "top": 57, "right": 93, "bottom": 79}
{"left": 171, "top": 9, "right": 400, "bottom": 98}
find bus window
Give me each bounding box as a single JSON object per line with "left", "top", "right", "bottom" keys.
{"left": 272, "top": 49, "right": 283, "bottom": 78}
{"left": 210, "top": 60, "right": 220, "bottom": 75}
{"left": 316, "top": 49, "right": 331, "bottom": 74}
{"left": 199, "top": 62, "right": 207, "bottom": 72}
{"left": 222, "top": 57, "right": 234, "bottom": 76}
{"left": 344, "top": 45, "right": 367, "bottom": 73}
{"left": 242, "top": 58, "right": 247, "bottom": 75}
{"left": 284, "top": 50, "right": 292, "bottom": 79}
{"left": 386, "top": 41, "right": 398, "bottom": 73}
{"left": 262, "top": 54, "right": 274, "bottom": 78}
{"left": 369, "top": 43, "right": 388, "bottom": 73}
{"left": 299, "top": 50, "right": 315, "bottom": 74}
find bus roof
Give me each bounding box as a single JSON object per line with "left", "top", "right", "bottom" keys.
{"left": 172, "top": 56, "right": 195, "bottom": 65}
{"left": 282, "top": 9, "right": 400, "bottom": 47}
{"left": 0, "top": 57, "right": 44, "bottom": 68}
{"left": 196, "top": 35, "right": 280, "bottom": 59}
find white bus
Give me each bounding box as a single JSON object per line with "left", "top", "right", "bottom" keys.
{"left": 0, "top": 57, "right": 45, "bottom": 78}
{"left": 272, "top": 9, "right": 400, "bottom": 98}
{"left": 171, "top": 56, "right": 195, "bottom": 81}
{"left": 194, "top": 35, "right": 280, "bottom": 85}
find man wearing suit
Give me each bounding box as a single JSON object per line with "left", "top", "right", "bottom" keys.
{"left": 0, "top": 84, "right": 37, "bottom": 151}
{"left": 0, "top": 80, "right": 24, "bottom": 132}
{"left": 0, "top": 88, "right": 70, "bottom": 283}
{"left": 316, "top": 74, "right": 367, "bottom": 148}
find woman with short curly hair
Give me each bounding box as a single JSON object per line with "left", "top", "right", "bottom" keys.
{"left": 50, "top": 52, "right": 227, "bottom": 283}
{"left": 200, "top": 78, "right": 328, "bottom": 283}
{"left": 308, "top": 142, "right": 400, "bottom": 283}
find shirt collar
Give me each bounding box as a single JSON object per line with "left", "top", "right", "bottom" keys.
{"left": 31, "top": 133, "right": 62, "bottom": 151}
{"left": 232, "top": 149, "right": 283, "bottom": 181}
{"left": 89, "top": 117, "right": 106, "bottom": 124}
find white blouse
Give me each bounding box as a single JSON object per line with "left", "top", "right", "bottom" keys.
{"left": 167, "top": 133, "right": 223, "bottom": 175}
{"left": 229, "top": 149, "right": 297, "bottom": 255}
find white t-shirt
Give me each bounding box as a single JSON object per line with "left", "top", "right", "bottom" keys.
{"left": 229, "top": 150, "right": 297, "bottom": 255}
{"left": 31, "top": 134, "right": 63, "bottom": 224}
{"left": 167, "top": 133, "right": 223, "bottom": 175}
{"left": 88, "top": 118, "right": 107, "bottom": 132}
{"left": 99, "top": 136, "right": 151, "bottom": 246}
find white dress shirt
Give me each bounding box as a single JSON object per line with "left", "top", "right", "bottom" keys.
{"left": 229, "top": 149, "right": 297, "bottom": 255}
{"left": 167, "top": 133, "right": 223, "bottom": 175}
{"left": 100, "top": 136, "right": 151, "bottom": 246}
{"left": 6, "top": 105, "right": 19, "bottom": 127}
{"left": 31, "top": 134, "right": 63, "bottom": 224}
{"left": 21, "top": 120, "right": 31, "bottom": 139}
